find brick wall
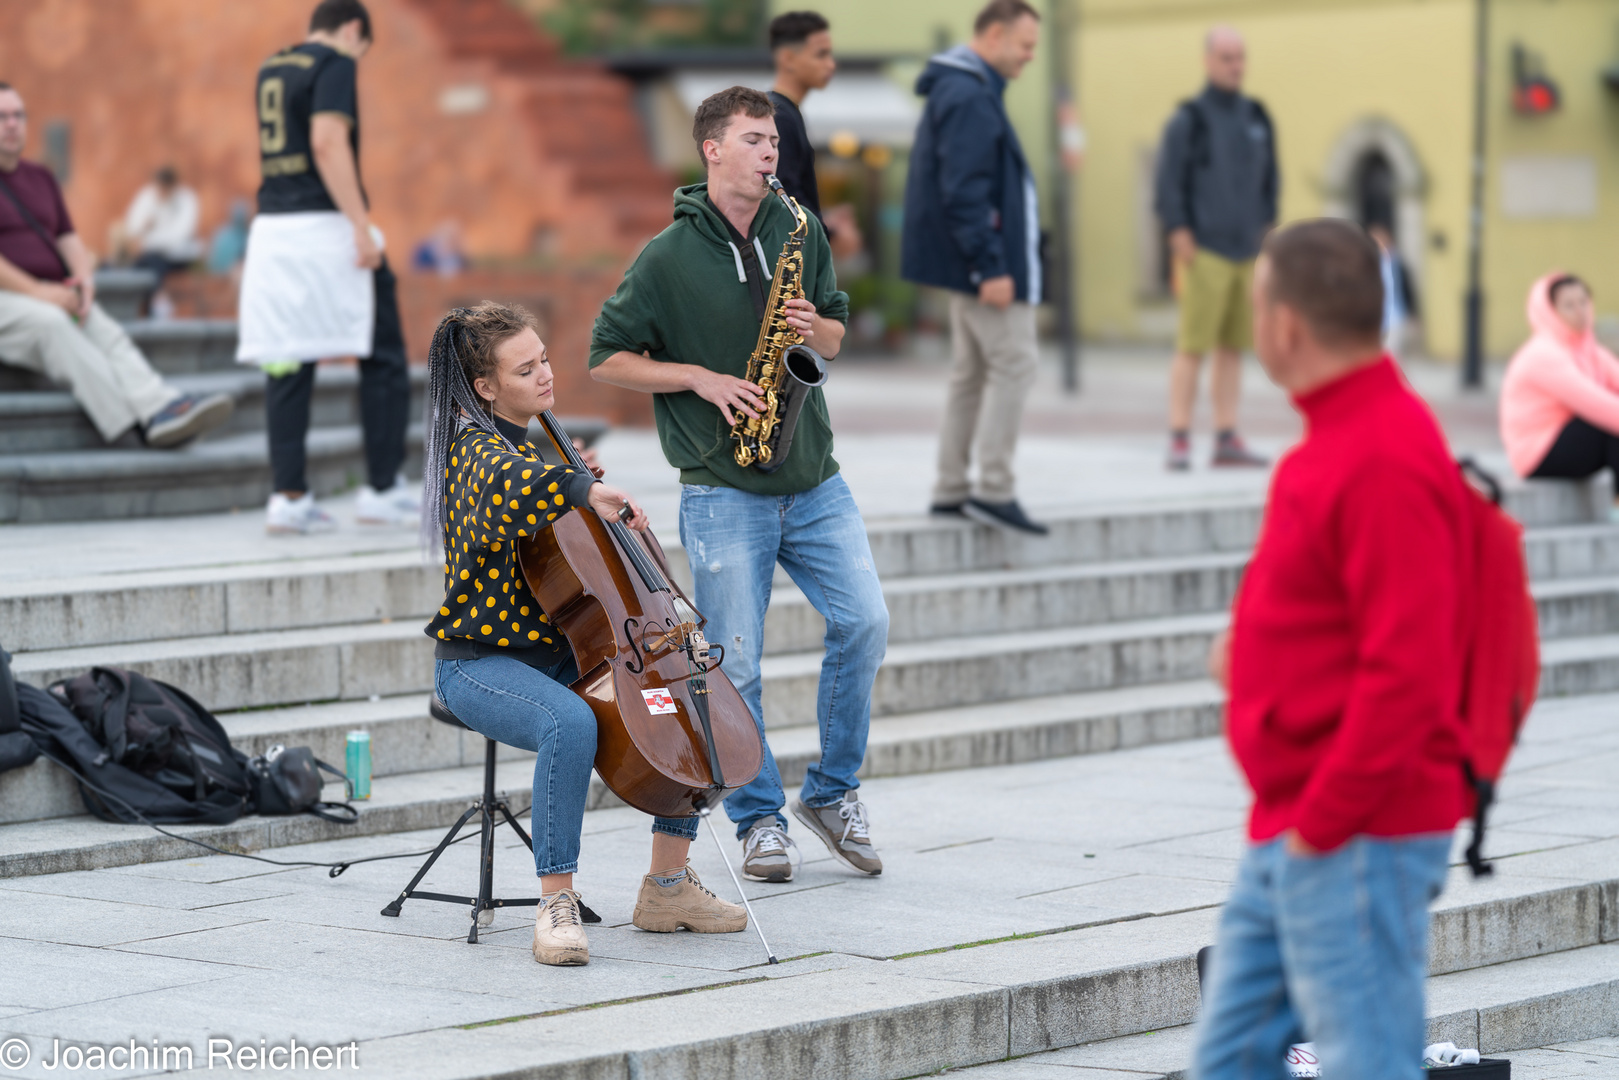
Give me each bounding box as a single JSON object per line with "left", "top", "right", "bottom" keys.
{"left": 396, "top": 268, "right": 652, "bottom": 427}
{"left": 0, "top": 0, "right": 671, "bottom": 423}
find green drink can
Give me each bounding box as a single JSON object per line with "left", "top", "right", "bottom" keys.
{"left": 345, "top": 731, "right": 372, "bottom": 800}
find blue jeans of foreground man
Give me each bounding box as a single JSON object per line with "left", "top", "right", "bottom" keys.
{"left": 679, "top": 474, "right": 889, "bottom": 839}
{"left": 1193, "top": 833, "right": 1452, "bottom": 1080}
{"left": 434, "top": 655, "right": 697, "bottom": 877}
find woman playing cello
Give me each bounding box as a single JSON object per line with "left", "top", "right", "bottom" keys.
{"left": 421, "top": 303, "right": 746, "bottom": 966}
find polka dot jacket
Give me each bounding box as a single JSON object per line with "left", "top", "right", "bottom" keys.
{"left": 424, "top": 420, "right": 598, "bottom": 661}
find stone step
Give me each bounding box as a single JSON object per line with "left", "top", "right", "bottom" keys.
{"left": 1539, "top": 633, "right": 1619, "bottom": 697}
{"left": 951, "top": 930, "right": 1619, "bottom": 1080}
{"left": 7, "top": 611, "right": 1227, "bottom": 725}
{"left": 92, "top": 267, "right": 159, "bottom": 322}
{"left": 0, "top": 679, "right": 1227, "bottom": 825}
{"left": 10, "top": 594, "right": 1618, "bottom": 728}
{"left": 0, "top": 366, "right": 428, "bottom": 454}
{"left": 0, "top": 423, "right": 422, "bottom": 523}
{"left": 191, "top": 896, "right": 1619, "bottom": 1080}
{"left": 124, "top": 318, "right": 238, "bottom": 375}
{"left": 11, "top": 514, "right": 1619, "bottom": 654}
{"left": 993, "top": 943, "right": 1619, "bottom": 1076}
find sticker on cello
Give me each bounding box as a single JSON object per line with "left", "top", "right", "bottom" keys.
{"left": 641, "top": 687, "right": 678, "bottom": 715}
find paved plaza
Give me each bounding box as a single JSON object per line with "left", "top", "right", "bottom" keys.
{"left": 0, "top": 689, "right": 1614, "bottom": 1078}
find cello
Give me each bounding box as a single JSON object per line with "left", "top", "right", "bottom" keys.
{"left": 516, "top": 412, "right": 762, "bottom": 820}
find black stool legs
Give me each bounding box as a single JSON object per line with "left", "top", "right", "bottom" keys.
{"left": 380, "top": 737, "right": 541, "bottom": 943}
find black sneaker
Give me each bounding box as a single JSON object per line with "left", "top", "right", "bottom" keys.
{"left": 143, "top": 392, "right": 233, "bottom": 449}
{"left": 963, "top": 498, "right": 1049, "bottom": 536}
{"left": 929, "top": 502, "right": 966, "bottom": 517}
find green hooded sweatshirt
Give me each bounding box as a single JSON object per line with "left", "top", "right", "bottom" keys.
{"left": 588, "top": 182, "right": 849, "bottom": 495}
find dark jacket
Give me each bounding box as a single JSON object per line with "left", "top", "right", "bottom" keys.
{"left": 768, "top": 90, "right": 822, "bottom": 226}
{"left": 1153, "top": 85, "right": 1278, "bottom": 262}
{"left": 901, "top": 45, "right": 1041, "bottom": 303}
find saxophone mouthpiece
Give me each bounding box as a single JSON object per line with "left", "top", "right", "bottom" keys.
{"left": 765, "top": 174, "right": 784, "bottom": 193}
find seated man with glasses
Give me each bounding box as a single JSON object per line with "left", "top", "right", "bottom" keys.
{"left": 0, "top": 82, "right": 232, "bottom": 448}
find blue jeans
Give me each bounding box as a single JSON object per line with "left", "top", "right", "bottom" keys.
{"left": 1193, "top": 833, "right": 1452, "bottom": 1080}
{"left": 434, "top": 655, "right": 696, "bottom": 876}
{"left": 679, "top": 474, "right": 889, "bottom": 839}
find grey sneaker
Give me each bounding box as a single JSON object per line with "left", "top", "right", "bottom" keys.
{"left": 742, "top": 818, "right": 796, "bottom": 883}
{"left": 792, "top": 791, "right": 882, "bottom": 876}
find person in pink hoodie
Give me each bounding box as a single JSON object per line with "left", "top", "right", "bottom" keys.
{"left": 1500, "top": 273, "right": 1619, "bottom": 518}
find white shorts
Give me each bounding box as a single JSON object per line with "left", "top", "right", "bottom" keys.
{"left": 235, "top": 211, "right": 382, "bottom": 365}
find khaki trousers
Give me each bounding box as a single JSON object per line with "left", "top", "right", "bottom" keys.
{"left": 934, "top": 294, "right": 1038, "bottom": 504}
{"left": 0, "top": 292, "right": 175, "bottom": 441}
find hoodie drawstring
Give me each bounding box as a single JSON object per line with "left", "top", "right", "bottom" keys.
{"left": 726, "top": 242, "right": 746, "bottom": 284}
{"left": 752, "top": 237, "right": 772, "bottom": 278}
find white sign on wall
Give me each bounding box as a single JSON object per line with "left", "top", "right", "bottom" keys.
{"left": 1499, "top": 155, "right": 1598, "bottom": 219}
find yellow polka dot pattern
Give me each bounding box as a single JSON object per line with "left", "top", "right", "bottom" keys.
{"left": 424, "top": 426, "right": 596, "bottom": 658}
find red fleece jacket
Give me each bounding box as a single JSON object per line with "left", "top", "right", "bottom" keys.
{"left": 1227, "top": 357, "right": 1471, "bottom": 851}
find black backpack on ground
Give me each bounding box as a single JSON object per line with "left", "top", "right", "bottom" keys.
{"left": 49, "top": 667, "right": 252, "bottom": 808}
{"left": 19, "top": 677, "right": 247, "bottom": 825}
{"left": 0, "top": 647, "right": 42, "bottom": 775}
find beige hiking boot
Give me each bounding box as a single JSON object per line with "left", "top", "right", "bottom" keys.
{"left": 533, "top": 889, "right": 589, "bottom": 966}
{"left": 631, "top": 864, "right": 748, "bottom": 934}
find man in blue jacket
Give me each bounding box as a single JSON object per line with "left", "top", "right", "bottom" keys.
{"left": 902, "top": 0, "right": 1045, "bottom": 536}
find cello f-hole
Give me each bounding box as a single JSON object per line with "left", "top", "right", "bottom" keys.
{"left": 623, "top": 618, "right": 646, "bottom": 675}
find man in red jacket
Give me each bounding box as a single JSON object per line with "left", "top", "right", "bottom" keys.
{"left": 1194, "top": 220, "right": 1470, "bottom": 1080}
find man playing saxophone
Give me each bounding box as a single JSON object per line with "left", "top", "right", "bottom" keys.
{"left": 591, "top": 86, "right": 889, "bottom": 884}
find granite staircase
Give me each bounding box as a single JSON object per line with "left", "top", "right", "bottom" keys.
{"left": 0, "top": 269, "right": 424, "bottom": 523}
{"left": 2, "top": 477, "right": 1618, "bottom": 1076}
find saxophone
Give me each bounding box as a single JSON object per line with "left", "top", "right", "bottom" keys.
{"left": 731, "top": 175, "right": 829, "bottom": 472}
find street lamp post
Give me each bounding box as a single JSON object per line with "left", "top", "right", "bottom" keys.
{"left": 1048, "top": 0, "right": 1081, "bottom": 393}
{"left": 1462, "top": 0, "right": 1489, "bottom": 389}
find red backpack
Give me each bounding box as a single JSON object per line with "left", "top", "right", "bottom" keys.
{"left": 1456, "top": 459, "right": 1541, "bottom": 876}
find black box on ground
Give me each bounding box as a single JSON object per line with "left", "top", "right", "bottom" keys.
{"left": 1427, "top": 1060, "right": 1509, "bottom": 1079}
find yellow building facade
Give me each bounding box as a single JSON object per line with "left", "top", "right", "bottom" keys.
{"left": 778, "top": 0, "right": 1619, "bottom": 359}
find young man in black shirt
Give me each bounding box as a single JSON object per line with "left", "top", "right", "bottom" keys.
{"left": 766, "top": 12, "right": 833, "bottom": 229}
{"left": 236, "top": 0, "right": 413, "bottom": 534}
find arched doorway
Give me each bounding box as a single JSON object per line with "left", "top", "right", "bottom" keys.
{"left": 1320, "top": 118, "right": 1427, "bottom": 289}
{"left": 1352, "top": 149, "right": 1397, "bottom": 234}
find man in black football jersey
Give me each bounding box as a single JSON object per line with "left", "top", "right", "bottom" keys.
{"left": 236, "top": 0, "right": 414, "bottom": 535}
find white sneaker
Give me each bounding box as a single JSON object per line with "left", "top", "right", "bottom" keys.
{"left": 355, "top": 481, "right": 421, "bottom": 526}
{"left": 266, "top": 492, "right": 337, "bottom": 535}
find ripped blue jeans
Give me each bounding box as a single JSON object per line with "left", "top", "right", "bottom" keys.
{"left": 679, "top": 474, "right": 889, "bottom": 839}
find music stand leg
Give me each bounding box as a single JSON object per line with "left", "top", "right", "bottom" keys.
{"left": 698, "top": 804, "right": 777, "bottom": 965}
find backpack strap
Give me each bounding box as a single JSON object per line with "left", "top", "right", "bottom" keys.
{"left": 309, "top": 756, "right": 358, "bottom": 822}
{"left": 1462, "top": 763, "right": 1495, "bottom": 877}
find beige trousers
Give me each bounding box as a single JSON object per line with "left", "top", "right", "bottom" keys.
{"left": 933, "top": 294, "right": 1039, "bottom": 504}
{"left": 0, "top": 292, "right": 175, "bottom": 440}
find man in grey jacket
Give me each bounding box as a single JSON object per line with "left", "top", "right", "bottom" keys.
{"left": 1154, "top": 27, "right": 1277, "bottom": 471}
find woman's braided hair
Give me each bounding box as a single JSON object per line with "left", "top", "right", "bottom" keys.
{"left": 419, "top": 301, "right": 539, "bottom": 551}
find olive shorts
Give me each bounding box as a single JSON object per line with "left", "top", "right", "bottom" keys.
{"left": 1176, "top": 248, "right": 1254, "bottom": 354}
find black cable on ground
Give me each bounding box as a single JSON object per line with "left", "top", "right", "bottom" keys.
{"left": 35, "top": 750, "right": 502, "bottom": 878}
